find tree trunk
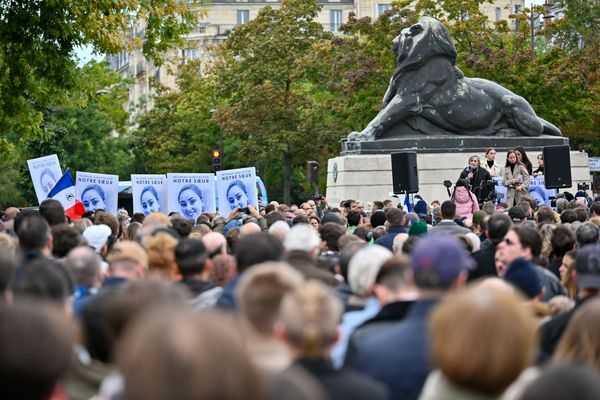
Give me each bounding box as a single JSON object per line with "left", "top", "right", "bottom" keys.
{"left": 283, "top": 151, "right": 292, "bottom": 205}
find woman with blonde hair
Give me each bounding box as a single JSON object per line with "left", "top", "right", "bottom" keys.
{"left": 276, "top": 281, "right": 388, "bottom": 400}
{"left": 420, "top": 283, "right": 538, "bottom": 399}
{"left": 144, "top": 232, "right": 179, "bottom": 281}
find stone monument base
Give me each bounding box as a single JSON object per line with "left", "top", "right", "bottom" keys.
{"left": 326, "top": 149, "right": 590, "bottom": 207}
{"left": 341, "top": 135, "right": 569, "bottom": 155}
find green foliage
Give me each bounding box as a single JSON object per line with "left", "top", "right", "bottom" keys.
{"left": 0, "top": 0, "right": 205, "bottom": 143}
{"left": 130, "top": 0, "right": 598, "bottom": 206}
{"left": 15, "top": 61, "right": 136, "bottom": 204}
{"left": 132, "top": 62, "right": 222, "bottom": 174}
{"left": 211, "top": 0, "right": 340, "bottom": 203}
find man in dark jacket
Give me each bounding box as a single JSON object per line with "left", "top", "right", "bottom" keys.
{"left": 349, "top": 236, "right": 473, "bottom": 400}
{"left": 469, "top": 213, "right": 512, "bottom": 281}
{"left": 175, "top": 238, "right": 222, "bottom": 308}
{"left": 344, "top": 257, "right": 417, "bottom": 365}
{"left": 539, "top": 245, "right": 600, "bottom": 357}
{"left": 428, "top": 201, "right": 471, "bottom": 237}
{"left": 374, "top": 208, "right": 407, "bottom": 251}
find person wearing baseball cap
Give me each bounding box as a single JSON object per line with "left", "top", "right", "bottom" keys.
{"left": 540, "top": 245, "right": 600, "bottom": 357}
{"left": 82, "top": 225, "right": 112, "bottom": 257}
{"left": 349, "top": 235, "right": 473, "bottom": 400}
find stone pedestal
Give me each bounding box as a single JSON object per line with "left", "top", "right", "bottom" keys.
{"left": 326, "top": 150, "right": 590, "bottom": 207}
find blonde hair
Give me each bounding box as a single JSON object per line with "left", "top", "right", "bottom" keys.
{"left": 554, "top": 299, "right": 600, "bottom": 370}
{"left": 236, "top": 262, "right": 304, "bottom": 336}
{"left": 430, "top": 284, "right": 537, "bottom": 395}
{"left": 279, "top": 281, "right": 342, "bottom": 358}
{"left": 539, "top": 223, "right": 556, "bottom": 259}
{"left": 0, "top": 232, "right": 17, "bottom": 255}
{"left": 143, "top": 212, "right": 171, "bottom": 227}
{"left": 144, "top": 232, "right": 178, "bottom": 280}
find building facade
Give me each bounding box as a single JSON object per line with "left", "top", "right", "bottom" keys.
{"left": 108, "top": 0, "right": 525, "bottom": 112}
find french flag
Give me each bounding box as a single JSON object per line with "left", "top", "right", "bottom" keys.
{"left": 47, "top": 169, "right": 86, "bottom": 220}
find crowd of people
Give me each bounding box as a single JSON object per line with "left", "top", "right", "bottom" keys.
{"left": 1, "top": 158, "right": 600, "bottom": 400}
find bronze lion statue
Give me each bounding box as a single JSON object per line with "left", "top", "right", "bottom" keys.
{"left": 348, "top": 17, "right": 561, "bottom": 141}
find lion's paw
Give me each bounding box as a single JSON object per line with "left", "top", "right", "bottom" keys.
{"left": 347, "top": 131, "right": 375, "bottom": 142}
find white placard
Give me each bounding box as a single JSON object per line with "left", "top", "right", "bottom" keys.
{"left": 167, "top": 173, "right": 216, "bottom": 222}
{"left": 493, "top": 176, "right": 556, "bottom": 206}
{"left": 216, "top": 167, "right": 258, "bottom": 215}
{"left": 131, "top": 174, "right": 167, "bottom": 216}
{"left": 27, "top": 154, "right": 63, "bottom": 204}
{"left": 75, "top": 171, "right": 119, "bottom": 214}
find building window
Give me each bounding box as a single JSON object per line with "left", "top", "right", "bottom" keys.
{"left": 514, "top": 4, "right": 522, "bottom": 14}
{"left": 376, "top": 4, "right": 392, "bottom": 19}
{"left": 182, "top": 48, "right": 198, "bottom": 63}
{"left": 495, "top": 7, "right": 501, "bottom": 21}
{"left": 330, "top": 10, "right": 342, "bottom": 32}
{"left": 237, "top": 10, "right": 250, "bottom": 25}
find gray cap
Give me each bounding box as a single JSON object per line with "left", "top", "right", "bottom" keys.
{"left": 576, "top": 245, "right": 600, "bottom": 290}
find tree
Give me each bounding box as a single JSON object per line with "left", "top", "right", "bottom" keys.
{"left": 211, "top": 0, "right": 340, "bottom": 204}
{"left": 0, "top": 0, "right": 205, "bottom": 148}
{"left": 131, "top": 61, "right": 223, "bottom": 174}
{"left": 13, "top": 61, "right": 136, "bottom": 205}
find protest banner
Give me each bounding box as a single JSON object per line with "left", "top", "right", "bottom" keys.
{"left": 131, "top": 174, "right": 167, "bottom": 216}
{"left": 27, "top": 154, "right": 63, "bottom": 204}
{"left": 167, "top": 173, "right": 216, "bottom": 222}
{"left": 216, "top": 167, "right": 258, "bottom": 215}
{"left": 76, "top": 172, "right": 119, "bottom": 214}
{"left": 493, "top": 176, "right": 557, "bottom": 206}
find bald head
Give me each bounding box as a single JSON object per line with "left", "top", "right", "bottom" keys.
{"left": 64, "top": 246, "right": 102, "bottom": 288}
{"left": 2, "top": 207, "right": 19, "bottom": 221}
{"left": 240, "top": 222, "right": 261, "bottom": 236}
{"left": 202, "top": 232, "right": 227, "bottom": 256}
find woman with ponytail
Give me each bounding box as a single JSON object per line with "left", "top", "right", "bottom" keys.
{"left": 276, "top": 281, "right": 389, "bottom": 400}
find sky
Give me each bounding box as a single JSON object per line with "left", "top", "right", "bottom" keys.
{"left": 74, "top": 45, "right": 102, "bottom": 66}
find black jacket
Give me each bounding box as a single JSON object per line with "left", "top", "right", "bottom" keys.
{"left": 468, "top": 242, "right": 499, "bottom": 281}
{"left": 539, "top": 296, "right": 595, "bottom": 358}
{"left": 459, "top": 167, "right": 492, "bottom": 201}
{"left": 294, "top": 357, "right": 389, "bottom": 400}
{"left": 345, "top": 300, "right": 414, "bottom": 366}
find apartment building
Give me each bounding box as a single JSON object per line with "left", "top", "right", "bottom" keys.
{"left": 108, "top": 0, "right": 525, "bottom": 111}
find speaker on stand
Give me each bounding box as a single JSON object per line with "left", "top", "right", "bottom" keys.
{"left": 543, "top": 145, "right": 572, "bottom": 189}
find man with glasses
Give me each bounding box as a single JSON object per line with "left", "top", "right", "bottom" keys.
{"left": 495, "top": 225, "right": 565, "bottom": 302}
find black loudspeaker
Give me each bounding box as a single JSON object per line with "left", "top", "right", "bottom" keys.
{"left": 391, "top": 152, "right": 419, "bottom": 194}
{"left": 543, "top": 145, "right": 572, "bottom": 189}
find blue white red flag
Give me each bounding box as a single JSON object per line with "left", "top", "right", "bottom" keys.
{"left": 48, "top": 169, "right": 86, "bottom": 220}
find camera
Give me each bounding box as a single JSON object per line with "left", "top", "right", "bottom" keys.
{"left": 239, "top": 207, "right": 249, "bottom": 214}
{"left": 311, "top": 193, "right": 324, "bottom": 201}
{"left": 577, "top": 182, "right": 590, "bottom": 192}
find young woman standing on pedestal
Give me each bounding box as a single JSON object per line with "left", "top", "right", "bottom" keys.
{"left": 503, "top": 150, "right": 530, "bottom": 208}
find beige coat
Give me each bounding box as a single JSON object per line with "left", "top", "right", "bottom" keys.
{"left": 503, "top": 163, "right": 530, "bottom": 207}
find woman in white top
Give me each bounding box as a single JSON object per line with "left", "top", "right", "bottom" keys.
{"left": 481, "top": 147, "right": 504, "bottom": 178}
